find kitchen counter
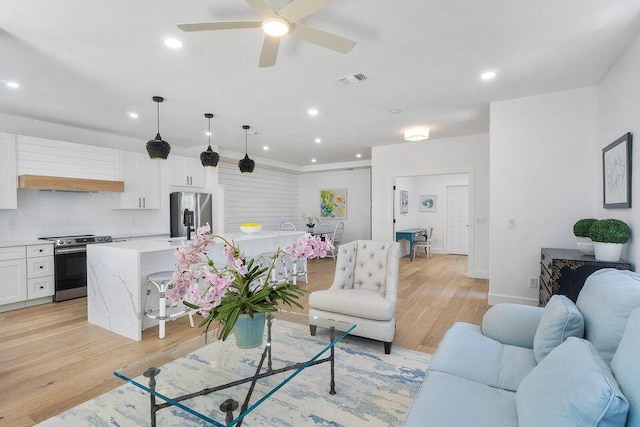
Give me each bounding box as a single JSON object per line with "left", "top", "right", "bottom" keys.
{"left": 0, "top": 239, "right": 51, "bottom": 248}
{"left": 86, "top": 231, "right": 304, "bottom": 341}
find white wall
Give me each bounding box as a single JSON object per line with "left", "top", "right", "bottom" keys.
{"left": 218, "top": 161, "right": 300, "bottom": 233}
{"left": 597, "top": 30, "right": 640, "bottom": 266}
{"left": 371, "top": 134, "right": 490, "bottom": 278}
{"left": 0, "top": 112, "right": 217, "bottom": 241}
{"left": 489, "top": 87, "right": 599, "bottom": 305}
{"left": 298, "top": 168, "right": 371, "bottom": 243}
{"left": 395, "top": 173, "right": 469, "bottom": 256}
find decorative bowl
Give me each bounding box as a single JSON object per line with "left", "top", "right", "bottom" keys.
{"left": 240, "top": 224, "right": 262, "bottom": 234}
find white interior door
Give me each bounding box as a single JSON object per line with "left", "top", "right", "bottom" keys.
{"left": 446, "top": 185, "right": 469, "bottom": 255}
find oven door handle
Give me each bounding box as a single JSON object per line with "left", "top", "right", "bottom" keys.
{"left": 54, "top": 247, "right": 86, "bottom": 255}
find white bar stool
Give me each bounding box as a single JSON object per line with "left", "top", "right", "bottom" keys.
{"left": 145, "top": 271, "right": 194, "bottom": 339}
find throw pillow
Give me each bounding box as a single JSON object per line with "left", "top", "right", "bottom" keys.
{"left": 533, "top": 295, "right": 583, "bottom": 363}
{"left": 516, "top": 337, "right": 629, "bottom": 427}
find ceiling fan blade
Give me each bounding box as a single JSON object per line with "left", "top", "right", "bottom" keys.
{"left": 290, "top": 24, "right": 356, "bottom": 53}
{"left": 259, "top": 35, "right": 280, "bottom": 67}
{"left": 177, "top": 21, "right": 261, "bottom": 32}
{"left": 278, "top": 0, "right": 338, "bottom": 22}
{"left": 244, "top": 0, "right": 273, "bottom": 17}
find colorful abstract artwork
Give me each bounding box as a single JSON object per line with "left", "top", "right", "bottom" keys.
{"left": 320, "top": 188, "right": 347, "bottom": 219}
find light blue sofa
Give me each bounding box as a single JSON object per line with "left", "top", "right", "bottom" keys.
{"left": 403, "top": 269, "right": 640, "bottom": 426}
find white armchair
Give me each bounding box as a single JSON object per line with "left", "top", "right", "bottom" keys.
{"left": 308, "top": 240, "right": 400, "bottom": 354}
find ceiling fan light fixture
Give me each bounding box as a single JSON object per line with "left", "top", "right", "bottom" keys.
{"left": 201, "top": 113, "right": 219, "bottom": 168}
{"left": 404, "top": 127, "right": 430, "bottom": 142}
{"left": 238, "top": 125, "right": 255, "bottom": 174}
{"left": 146, "top": 96, "right": 171, "bottom": 160}
{"left": 262, "top": 17, "right": 289, "bottom": 37}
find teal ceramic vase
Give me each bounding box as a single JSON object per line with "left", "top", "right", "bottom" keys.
{"left": 233, "top": 313, "right": 266, "bottom": 348}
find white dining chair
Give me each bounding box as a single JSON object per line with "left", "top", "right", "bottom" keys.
{"left": 327, "top": 221, "right": 345, "bottom": 259}
{"left": 279, "top": 222, "right": 297, "bottom": 231}
{"left": 412, "top": 227, "right": 433, "bottom": 259}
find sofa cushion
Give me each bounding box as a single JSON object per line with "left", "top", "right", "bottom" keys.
{"left": 533, "top": 295, "right": 584, "bottom": 363}
{"left": 576, "top": 268, "right": 640, "bottom": 364}
{"left": 309, "top": 289, "right": 395, "bottom": 321}
{"left": 403, "top": 370, "right": 518, "bottom": 427}
{"left": 611, "top": 307, "right": 640, "bottom": 427}
{"left": 482, "top": 303, "right": 543, "bottom": 349}
{"left": 429, "top": 322, "right": 536, "bottom": 392}
{"left": 517, "top": 337, "right": 629, "bottom": 427}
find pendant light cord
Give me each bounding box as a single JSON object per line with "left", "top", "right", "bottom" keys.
{"left": 156, "top": 101, "right": 160, "bottom": 134}
{"left": 245, "top": 128, "right": 248, "bottom": 154}
{"left": 208, "top": 117, "right": 212, "bottom": 148}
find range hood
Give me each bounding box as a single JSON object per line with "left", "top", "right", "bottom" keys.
{"left": 18, "top": 175, "right": 125, "bottom": 192}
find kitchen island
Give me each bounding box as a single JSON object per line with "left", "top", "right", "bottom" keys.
{"left": 87, "top": 231, "right": 304, "bottom": 341}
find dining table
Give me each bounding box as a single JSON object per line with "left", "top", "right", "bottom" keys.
{"left": 395, "top": 228, "right": 429, "bottom": 261}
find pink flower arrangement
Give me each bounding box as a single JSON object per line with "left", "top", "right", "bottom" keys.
{"left": 169, "top": 224, "right": 334, "bottom": 340}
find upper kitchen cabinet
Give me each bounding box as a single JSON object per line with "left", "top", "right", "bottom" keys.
{"left": 171, "top": 156, "right": 205, "bottom": 188}
{"left": 112, "top": 151, "right": 160, "bottom": 209}
{"left": 0, "top": 134, "right": 17, "bottom": 209}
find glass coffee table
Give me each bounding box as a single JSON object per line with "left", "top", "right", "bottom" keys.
{"left": 114, "top": 311, "right": 356, "bottom": 426}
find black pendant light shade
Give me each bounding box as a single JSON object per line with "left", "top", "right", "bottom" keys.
{"left": 146, "top": 96, "right": 171, "bottom": 160}
{"left": 238, "top": 125, "right": 255, "bottom": 174}
{"left": 200, "top": 113, "right": 220, "bottom": 168}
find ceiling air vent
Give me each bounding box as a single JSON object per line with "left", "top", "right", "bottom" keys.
{"left": 338, "top": 73, "right": 367, "bottom": 85}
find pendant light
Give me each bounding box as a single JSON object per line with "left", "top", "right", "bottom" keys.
{"left": 200, "top": 113, "right": 220, "bottom": 168}
{"left": 238, "top": 125, "right": 255, "bottom": 174}
{"left": 146, "top": 96, "right": 171, "bottom": 160}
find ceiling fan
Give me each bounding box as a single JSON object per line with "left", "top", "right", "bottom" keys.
{"left": 177, "top": 0, "right": 356, "bottom": 67}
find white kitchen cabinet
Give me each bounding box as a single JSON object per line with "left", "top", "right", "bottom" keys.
{"left": 0, "top": 258, "right": 27, "bottom": 305}
{"left": 0, "top": 243, "right": 54, "bottom": 310}
{"left": 0, "top": 133, "right": 17, "bottom": 210}
{"left": 171, "top": 156, "right": 205, "bottom": 188}
{"left": 112, "top": 151, "right": 160, "bottom": 209}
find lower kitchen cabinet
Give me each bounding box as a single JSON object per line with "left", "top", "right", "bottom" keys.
{"left": 539, "top": 248, "right": 632, "bottom": 306}
{"left": 0, "top": 258, "right": 27, "bottom": 305}
{"left": 0, "top": 243, "right": 54, "bottom": 311}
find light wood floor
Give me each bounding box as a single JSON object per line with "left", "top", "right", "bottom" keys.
{"left": 0, "top": 254, "right": 489, "bottom": 426}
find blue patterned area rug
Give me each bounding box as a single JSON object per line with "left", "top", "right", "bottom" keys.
{"left": 38, "top": 320, "right": 430, "bottom": 427}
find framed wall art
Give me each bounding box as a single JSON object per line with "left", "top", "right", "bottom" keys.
{"left": 419, "top": 195, "right": 437, "bottom": 212}
{"left": 603, "top": 132, "right": 632, "bottom": 209}
{"left": 400, "top": 190, "right": 408, "bottom": 214}
{"left": 320, "top": 188, "right": 347, "bottom": 219}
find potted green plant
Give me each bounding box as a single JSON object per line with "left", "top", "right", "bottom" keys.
{"left": 170, "top": 224, "right": 334, "bottom": 348}
{"left": 588, "top": 219, "right": 631, "bottom": 261}
{"left": 573, "top": 218, "right": 597, "bottom": 255}
{"left": 302, "top": 213, "right": 318, "bottom": 232}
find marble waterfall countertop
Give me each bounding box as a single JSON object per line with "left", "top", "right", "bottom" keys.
{"left": 87, "top": 230, "right": 305, "bottom": 341}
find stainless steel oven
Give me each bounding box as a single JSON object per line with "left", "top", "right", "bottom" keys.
{"left": 40, "top": 235, "right": 112, "bottom": 301}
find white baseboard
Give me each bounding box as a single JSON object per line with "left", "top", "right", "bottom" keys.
{"left": 468, "top": 269, "right": 489, "bottom": 279}
{"left": 488, "top": 293, "right": 539, "bottom": 306}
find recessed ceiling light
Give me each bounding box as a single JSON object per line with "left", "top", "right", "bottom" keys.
{"left": 356, "top": 153, "right": 362, "bottom": 158}
{"left": 263, "top": 146, "right": 269, "bottom": 150}
{"left": 128, "top": 112, "right": 139, "bottom": 119}
{"left": 480, "top": 71, "right": 497, "bottom": 80}
{"left": 311, "top": 158, "right": 317, "bottom": 163}
{"left": 308, "top": 108, "right": 319, "bottom": 116}
{"left": 314, "top": 138, "right": 321, "bottom": 143}
{"left": 6, "top": 81, "right": 20, "bottom": 89}
{"left": 164, "top": 38, "right": 183, "bottom": 49}
{"left": 205, "top": 131, "right": 212, "bottom": 136}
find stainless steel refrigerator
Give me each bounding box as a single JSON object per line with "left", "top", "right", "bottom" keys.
{"left": 170, "top": 192, "right": 213, "bottom": 238}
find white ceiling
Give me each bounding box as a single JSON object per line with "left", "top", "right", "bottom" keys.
{"left": 1, "top": 0, "right": 639, "bottom": 166}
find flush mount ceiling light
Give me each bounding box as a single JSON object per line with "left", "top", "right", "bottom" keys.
{"left": 146, "top": 96, "right": 171, "bottom": 160}
{"left": 200, "top": 113, "right": 220, "bottom": 168}
{"left": 6, "top": 81, "right": 20, "bottom": 89}
{"left": 404, "top": 127, "right": 430, "bottom": 142}
{"left": 314, "top": 138, "right": 321, "bottom": 143}
{"left": 128, "top": 112, "right": 139, "bottom": 119}
{"left": 356, "top": 153, "right": 362, "bottom": 158}
{"left": 308, "top": 108, "right": 319, "bottom": 116}
{"left": 262, "top": 17, "right": 289, "bottom": 37}
{"left": 481, "top": 71, "right": 497, "bottom": 80}
{"left": 311, "top": 158, "right": 317, "bottom": 163}
{"left": 238, "top": 125, "right": 255, "bottom": 174}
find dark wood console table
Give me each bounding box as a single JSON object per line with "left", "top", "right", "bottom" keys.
{"left": 539, "top": 248, "right": 633, "bottom": 306}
